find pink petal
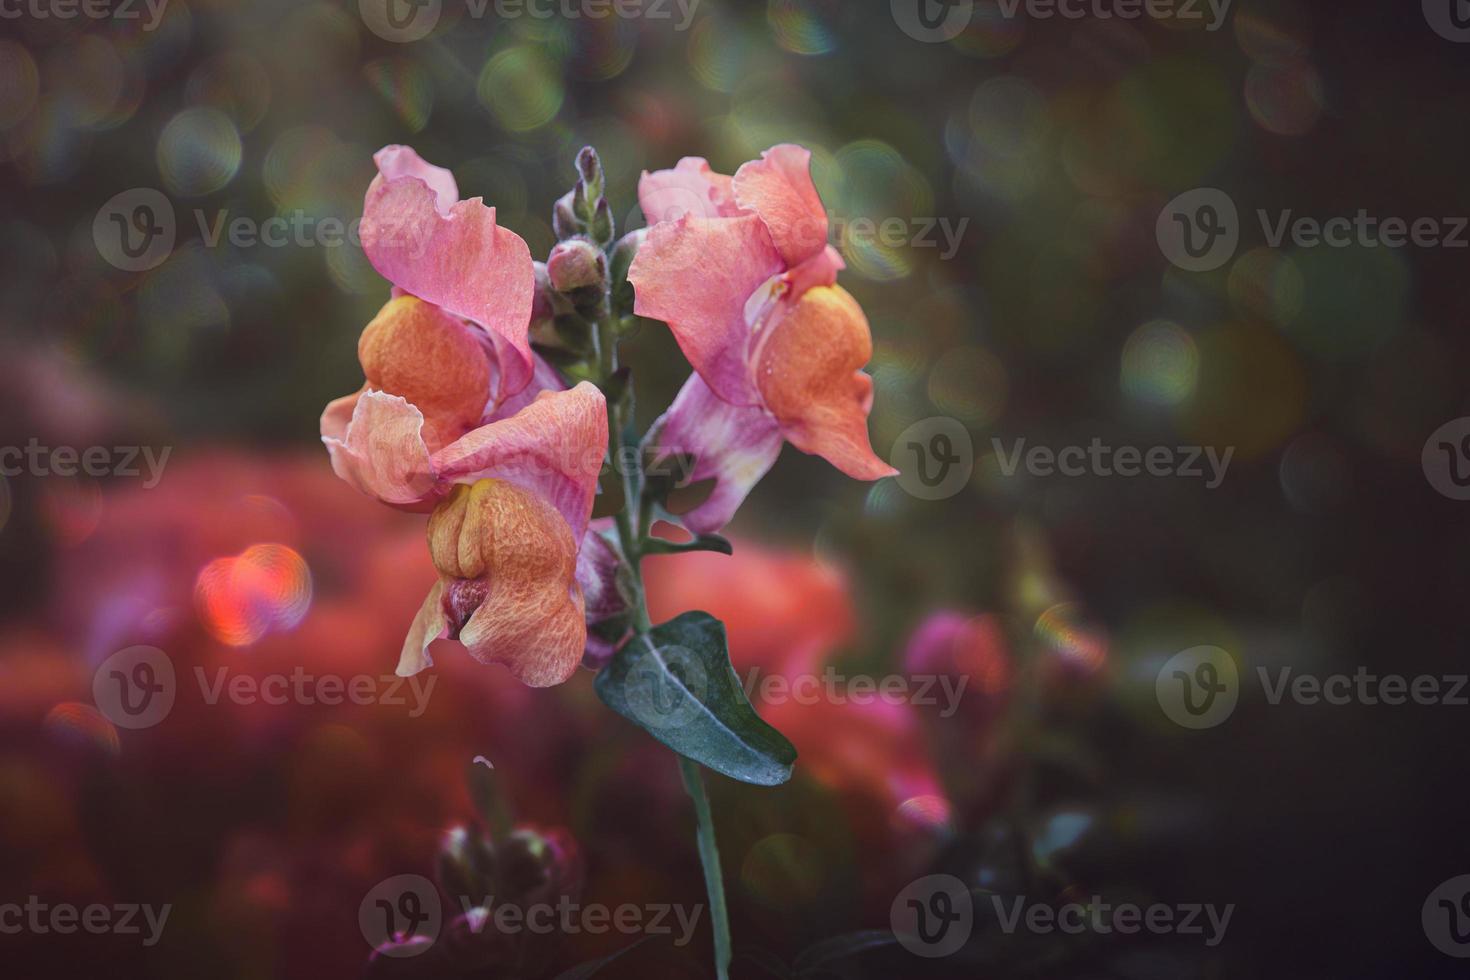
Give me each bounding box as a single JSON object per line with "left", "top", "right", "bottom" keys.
{"left": 361, "top": 153, "right": 535, "bottom": 400}
{"left": 486, "top": 350, "right": 567, "bottom": 423}
{"left": 627, "top": 213, "right": 783, "bottom": 407}
{"left": 396, "top": 579, "right": 449, "bottom": 677}
{"left": 373, "top": 145, "right": 458, "bottom": 214}
{"left": 638, "top": 156, "right": 742, "bottom": 225}
{"left": 578, "top": 518, "right": 626, "bottom": 625}
{"left": 321, "top": 389, "right": 439, "bottom": 508}
{"left": 431, "top": 382, "right": 607, "bottom": 541}
{"left": 732, "top": 144, "right": 831, "bottom": 269}
{"left": 646, "top": 373, "right": 784, "bottom": 534}
{"left": 784, "top": 244, "right": 845, "bottom": 298}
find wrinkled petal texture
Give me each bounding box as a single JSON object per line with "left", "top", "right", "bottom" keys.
{"left": 733, "top": 144, "right": 830, "bottom": 269}
{"left": 628, "top": 213, "right": 782, "bottom": 406}
{"left": 432, "top": 382, "right": 607, "bottom": 541}
{"left": 362, "top": 147, "right": 535, "bottom": 400}
{"left": 445, "top": 480, "right": 586, "bottom": 688}
{"left": 373, "top": 144, "right": 458, "bottom": 214}
{"left": 638, "top": 156, "right": 740, "bottom": 224}
{"left": 648, "top": 373, "right": 783, "bottom": 534}
{"left": 321, "top": 389, "right": 438, "bottom": 508}
{"left": 396, "top": 579, "right": 448, "bottom": 677}
{"left": 755, "top": 286, "right": 896, "bottom": 480}
{"left": 358, "top": 295, "right": 492, "bottom": 452}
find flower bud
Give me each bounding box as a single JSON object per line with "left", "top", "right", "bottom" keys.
{"left": 552, "top": 190, "right": 579, "bottom": 241}
{"left": 609, "top": 229, "right": 646, "bottom": 316}
{"left": 436, "top": 824, "right": 498, "bottom": 906}
{"left": 497, "top": 826, "right": 584, "bottom": 908}
{"left": 546, "top": 237, "right": 607, "bottom": 294}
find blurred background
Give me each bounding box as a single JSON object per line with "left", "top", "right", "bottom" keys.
{"left": 2, "top": 0, "right": 1469, "bottom": 976}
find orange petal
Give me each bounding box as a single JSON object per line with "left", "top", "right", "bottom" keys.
{"left": 732, "top": 144, "right": 830, "bottom": 268}
{"left": 358, "top": 295, "right": 492, "bottom": 451}
{"left": 754, "top": 285, "right": 897, "bottom": 480}
{"left": 429, "top": 480, "right": 585, "bottom": 687}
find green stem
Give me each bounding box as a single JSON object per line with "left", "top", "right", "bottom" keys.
{"left": 595, "top": 307, "right": 727, "bottom": 976}
{"left": 679, "top": 755, "right": 732, "bottom": 980}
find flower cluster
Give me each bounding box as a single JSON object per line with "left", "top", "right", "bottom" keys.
{"left": 321, "top": 142, "right": 891, "bottom": 690}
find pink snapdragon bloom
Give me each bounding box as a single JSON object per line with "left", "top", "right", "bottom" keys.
{"left": 629, "top": 145, "right": 897, "bottom": 532}
{"left": 318, "top": 146, "right": 609, "bottom": 686}
{"left": 321, "top": 146, "right": 563, "bottom": 510}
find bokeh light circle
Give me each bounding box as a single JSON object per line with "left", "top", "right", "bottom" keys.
{"left": 477, "top": 48, "right": 563, "bottom": 132}
{"left": 1121, "top": 320, "right": 1198, "bottom": 406}
{"left": 195, "top": 543, "right": 313, "bottom": 646}
{"left": 157, "top": 107, "right": 242, "bottom": 196}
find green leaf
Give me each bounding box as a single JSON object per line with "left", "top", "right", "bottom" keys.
{"left": 594, "top": 611, "right": 796, "bottom": 786}
{"left": 641, "top": 533, "right": 733, "bottom": 557}
{"left": 553, "top": 937, "right": 648, "bottom": 980}
{"left": 791, "top": 931, "right": 900, "bottom": 975}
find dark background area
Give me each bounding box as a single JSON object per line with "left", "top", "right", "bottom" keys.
{"left": 2, "top": 0, "right": 1469, "bottom": 977}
